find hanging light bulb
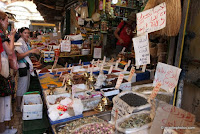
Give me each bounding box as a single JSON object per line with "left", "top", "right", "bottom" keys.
{"left": 112, "top": 0, "right": 118, "bottom": 4}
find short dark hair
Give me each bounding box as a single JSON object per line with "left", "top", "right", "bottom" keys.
{"left": 19, "top": 27, "right": 29, "bottom": 33}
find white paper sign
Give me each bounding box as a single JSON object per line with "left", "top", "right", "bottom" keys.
{"left": 61, "top": 40, "right": 71, "bottom": 52}
{"left": 93, "top": 47, "right": 102, "bottom": 59}
{"left": 137, "top": 2, "right": 166, "bottom": 36}
{"left": 78, "top": 17, "right": 84, "bottom": 25}
{"left": 153, "top": 62, "right": 182, "bottom": 93}
{"left": 133, "top": 33, "right": 150, "bottom": 66}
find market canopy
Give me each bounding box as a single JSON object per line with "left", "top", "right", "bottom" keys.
{"left": 33, "top": 0, "right": 78, "bottom": 23}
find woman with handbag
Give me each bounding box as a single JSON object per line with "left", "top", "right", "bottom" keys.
{"left": 15, "top": 27, "right": 39, "bottom": 112}
{"left": 0, "top": 11, "right": 17, "bottom": 134}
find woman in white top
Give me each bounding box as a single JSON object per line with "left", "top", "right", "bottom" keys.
{"left": 15, "top": 27, "right": 39, "bottom": 112}
{"left": 0, "top": 10, "right": 17, "bottom": 134}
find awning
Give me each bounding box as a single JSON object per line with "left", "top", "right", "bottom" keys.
{"left": 31, "top": 22, "right": 55, "bottom": 27}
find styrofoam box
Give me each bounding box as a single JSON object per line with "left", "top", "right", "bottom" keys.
{"left": 101, "top": 88, "right": 120, "bottom": 97}
{"left": 22, "top": 94, "right": 43, "bottom": 120}
{"left": 81, "top": 49, "right": 90, "bottom": 55}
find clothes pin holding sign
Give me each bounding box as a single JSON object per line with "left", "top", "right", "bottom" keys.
{"left": 115, "top": 60, "right": 119, "bottom": 69}
{"left": 142, "top": 65, "right": 146, "bottom": 72}
{"left": 102, "top": 56, "right": 106, "bottom": 65}
{"left": 72, "top": 85, "right": 76, "bottom": 100}
{"left": 121, "top": 47, "right": 126, "bottom": 53}
{"left": 97, "top": 59, "right": 100, "bottom": 67}
{"left": 91, "top": 59, "right": 94, "bottom": 65}
{"left": 124, "top": 65, "right": 128, "bottom": 72}
{"left": 65, "top": 62, "right": 68, "bottom": 68}
{"left": 79, "top": 59, "right": 82, "bottom": 64}
{"left": 108, "top": 65, "right": 113, "bottom": 74}
{"left": 127, "top": 60, "right": 131, "bottom": 67}
{"left": 128, "top": 66, "right": 135, "bottom": 82}
{"left": 148, "top": 82, "right": 162, "bottom": 102}
{"left": 115, "top": 74, "right": 124, "bottom": 89}
{"left": 62, "top": 77, "right": 66, "bottom": 86}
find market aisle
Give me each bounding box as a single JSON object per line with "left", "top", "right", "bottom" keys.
{"left": 10, "top": 100, "right": 23, "bottom": 134}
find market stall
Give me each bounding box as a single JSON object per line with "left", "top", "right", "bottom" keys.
{"left": 18, "top": 0, "right": 200, "bottom": 134}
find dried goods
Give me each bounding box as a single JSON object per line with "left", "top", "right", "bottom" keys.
{"left": 155, "top": 94, "right": 172, "bottom": 103}
{"left": 120, "top": 93, "right": 147, "bottom": 107}
{"left": 54, "top": 97, "right": 66, "bottom": 104}
{"left": 72, "top": 122, "right": 113, "bottom": 134}
{"left": 103, "top": 88, "right": 117, "bottom": 92}
{"left": 136, "top": 87, "right": 167, "bottom": 93}
{"left": 106, "top": 74, "right": 118, "bottom": 79}
{"left": 58, "top": 116, "right": 105, "bottom": 134}
{"left": 119, "top": 114, "right": 151, "bottom": 129}
{"left": 73, "top": 75, "right": 86, "bottom": 84}
{"left": 39, "top": 68, "right": 50, "bottom": 73}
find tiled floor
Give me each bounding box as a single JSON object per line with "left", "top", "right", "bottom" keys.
{"left": 9, "top": 100, "right": 23, "bottom": 134}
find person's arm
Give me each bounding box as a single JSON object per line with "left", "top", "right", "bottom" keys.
{"left": 2, "top": 29, "right": 16, "bottom": 56}
{"left": 16, "top": 48, "right": 39, "bottom": 60}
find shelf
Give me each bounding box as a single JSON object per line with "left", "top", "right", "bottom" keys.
{"left": 115, "top": 5, "right": 138, "bottom": 10}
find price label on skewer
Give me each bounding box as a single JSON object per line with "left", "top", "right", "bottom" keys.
{"left": 148, "top": 82, "right": 162, "bottom": 102}
{"left": 115, "top": 61, "right": 119, "bottom": 69}
{"left": 128, "top": 66, "right": 135, "bottom": 82}
{"left": 110, "top": 58, "right": 114, "bottom": 62}
{"left": 59, "top": 72, "right": 63, "bottom": 78}
{"left": 62, "top": 77, "right": 66, "bottom": 86}
{"left": 65, "top": 62, "right": 68, "bottom": 68}
{"left": 108, "top": 65, "right": 113, "bottom": 74}
{"left": 124, "top": 65, "right": 128, "bottom": 72}
{"left": 79, "top": 59, "right": 82, "bottom": 64}
{"left": 97, "top": 59, "right": 100, "bottom": 67}
{"left": 102, "top": 56, "right": 106, "bottom": 65}
{"left": 72, "top": 85, "right": 76, "bottom": 100}
{"left": 115, "top": 74, "right": 124, "bottom": 89}
{"left": 121, "top": 47, "right": 126, "bottom": 53}
{"left": 127, "top": 60, "right": 131, "bottom": 67}
{"left": 91, "top": 59, "right": 94, "bottom": 64}
{"left": 142, "top": 65, "right": 146, "bottom": 72}
{"left": 118, "top": 58, "right": 121, "bottom": 63}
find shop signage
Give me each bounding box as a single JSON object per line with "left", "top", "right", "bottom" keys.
{"left": 133, "top": 33, "right": 150, "bottom": 66}
{"left": 137, "top": 2, "right": 166, "bottom": 36}
{"left": 150, "top": 102, "right": 195, "bottom": 134}
{"left": 61, "top": 39, "right": 71, "bottom": 52}
{"left": 93, "top": 47, "right": 102, "bottom": 59}
{"left": 153, "top": 62, "right": 182, "bottom": 93}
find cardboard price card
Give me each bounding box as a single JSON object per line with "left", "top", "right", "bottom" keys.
{"left": 153, "top": 62, "right": 182, "bottom": 93}
{"left": 150, "top": 102, "right": 195, "bottom": 134}
{"left": 149, "top": 82, "right": 162, "bottom": 101}
{"left": 128, "top": 66, "right": 135, "bottom": 82}
{"left": 133, "top": 33, "right": 150, "bottom": 66}
{"left": 137, "top": 2, "right": 166, "bottom": 36}
{"left": 115, "top": 74, "right": 124, "bottom": 89}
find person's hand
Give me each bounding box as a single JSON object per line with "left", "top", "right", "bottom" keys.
{"left": 119, "top": 38, "right": 124, "bottom": 44}
{"left": 30, "top": 49, "right": 40, "bottom": 55}
{"left": 10, "top": 28, "right": 16, "bottom": 36}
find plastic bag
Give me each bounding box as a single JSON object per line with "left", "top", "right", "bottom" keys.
{"left": 8, "top": 51, "right": 19, "bottom": 70}
{"left": 0, "top": 51, "right": 9, "bottom": 78}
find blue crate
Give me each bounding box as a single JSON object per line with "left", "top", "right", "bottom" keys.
{"left": 136, "top": 71, "right": 150, "bottom": 82}
{"left": 92, "top": 70, "right": 108, "bottom": 75}
{"left": 49, "top": 114, "right": 83, "bottom": 125}
{"left": 71, "top": 40, "right": 83, "bottom": 44}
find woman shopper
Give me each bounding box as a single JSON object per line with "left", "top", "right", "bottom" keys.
{"left": 0, "top": 10, "right": 17, "bottom": 134}
{"left": 114, "top": 12, "right": 137, "bottom": 54}
{"left": 15, "top": 27, "right": 39, "bottom": 112}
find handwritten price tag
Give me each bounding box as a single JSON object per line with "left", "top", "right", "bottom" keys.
{"left": 153, "top": 62, "right": 182, "bottom": 93}
{"left": 124, "top": 65, "right": 128, "bottom": 72}
{"left": 133, "top": 33, "right": 150, "bottom": 66}
{"left": 115, "top": 74, "right": 124, "bottom": 89}
{"left": 150, "top": 102, "right": 195, "bottom": 134}
{"left": 137, "top": 2, "right": 166, "bottom": 35}
{"left": 108, "top": 65, "right": 113, "bottom": 74}
{"left": 149, "top": 82, "right": 162, "bottom": 101}
{"left": 128, "top": 67, "right": 135, "bottom": 82}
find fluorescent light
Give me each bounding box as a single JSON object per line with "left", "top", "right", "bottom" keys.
{"left": 112, "top": 0, "right": 118, "bottom": 4}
